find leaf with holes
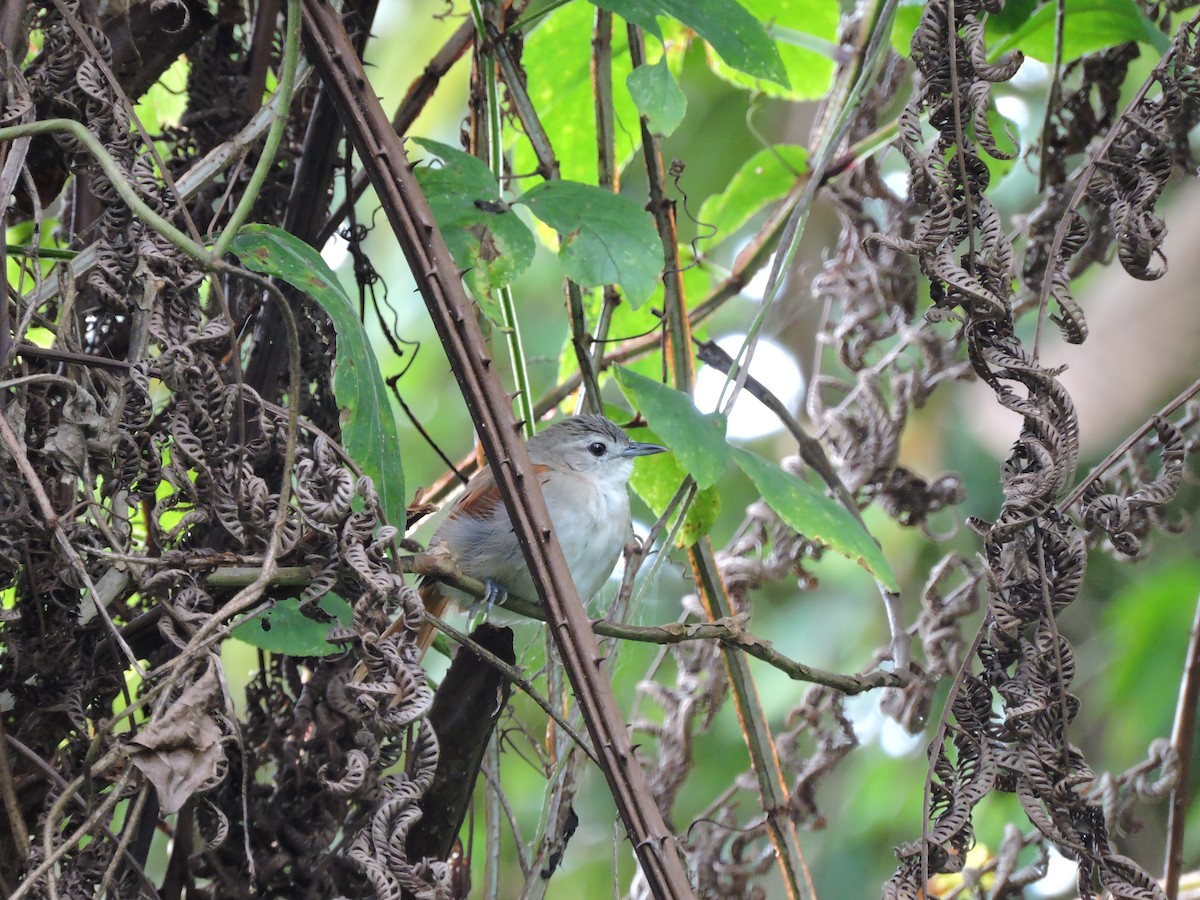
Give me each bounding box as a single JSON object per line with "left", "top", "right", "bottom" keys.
{"left": 231, "top": 594, "right": 355, "bottom": 657}
{"left": 411, "top": 138, "right": 536, "bottom": 303}
{"left": 230, "top": 224, "right": 405, "bottom": 527}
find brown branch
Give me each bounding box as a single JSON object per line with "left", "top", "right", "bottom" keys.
{"left": 315, "top": 17, "right": 474, "bottom": 246}
{"left": 627, "top": 24, "right": 689, "bottom": 389}
{"left": 299, "top": 5, "right": 693, "bottom": 894}
{"left": 486, "top": 21, "right": 604, "bottom": 412}
{"left": 1165, "top": 591, "right": 1200, "bottom": 898}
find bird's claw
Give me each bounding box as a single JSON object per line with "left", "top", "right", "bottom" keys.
{"left": 469, "top": 579, "right": 508, "bottom": 622}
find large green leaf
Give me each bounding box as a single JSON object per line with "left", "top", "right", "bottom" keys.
{"left": 514, "top": 2, "right": 640, "bottom": 183}
{"left": 230, "top": 224, "right": 406, "bottom": 528}
{"left": 411, "top": 138, "right": 536, "bottom": 303}
{"left": 987, "top": 0, "right": 1168, "bottom": 63}
{"left": 628, "top": 425, "right": 721, "bottom": 547}
{"left": 704, "top": 0, "right": 837, "bottom": 100}
{"left": 517, "top": 181, "right": 662, "bottom": 306}
{"left": 593, "top": 0, "right": 789, "bottom": 87}
{"left": 731, "top": 447, "right": 897, "bottom": 590}
{"left": 231, "top": 594, "right": 355, "bottom": 657}
{"left": 627, "top": 58, "right": 687, "bottom": 137}
{"left": 614, "top": 366, "right": 730, "bottom": 490}
{"left": 699, "top": 144, "right": 808, "bottom": 246}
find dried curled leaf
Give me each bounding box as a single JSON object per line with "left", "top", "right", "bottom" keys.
{"left": 129, "top": 664, "right": 225, "bottom": 814}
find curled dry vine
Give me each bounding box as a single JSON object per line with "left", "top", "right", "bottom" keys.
{"left": 2, "top": 0, "right": 442, "bottom": 896}
{"left": 2, "top": 0, "right": 1200, "bottom": 897}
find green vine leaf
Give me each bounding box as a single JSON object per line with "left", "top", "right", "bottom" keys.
{"left": 730, "top": 447, "right": 898, "bottom": 590}
{"left": 987, "top": 0, "right": 1168, "bottom": 63}
{"left": 517, "top": 181, "right": 662, "bottom": 306}
{"left": 230, "top": 224, "right": 406, "bottom": 528}
{"left": 592, "top": 0, "right": 789, "bottom": 87}
{"left": 628, "top": 426, "right": 722, "bottom": 548}
{"left": 231, "top": 594, "right": 355, "bottom": 657}
{"left": 705, "top": 0, "right": 838, "bottom": 100}
{"left": 614, "top": 366, "right": 730, "bottom": 489}
{"left": 627, "top": 58, "right": 687, "bottom": 137}
{"left": 411, "top": 137, "right": 536, "bottom": 306}
{"left": 699, "top": 144, "right": 809, "bottom": 245}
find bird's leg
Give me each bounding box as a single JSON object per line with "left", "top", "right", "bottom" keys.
{"left": 468, "top": 579, "right": 508, "bottom": 622}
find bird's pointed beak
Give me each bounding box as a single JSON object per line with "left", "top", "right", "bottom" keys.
{"left": 622, "top": 441, "right": 668, "bottom": 458}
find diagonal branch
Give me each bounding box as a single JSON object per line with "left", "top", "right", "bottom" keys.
{"left": 299, "top": 4, "right": 693, "bottom": 895}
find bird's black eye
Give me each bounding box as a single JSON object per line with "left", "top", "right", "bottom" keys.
{"left": 587, "top": 441, "right": 607, "bottom": 458}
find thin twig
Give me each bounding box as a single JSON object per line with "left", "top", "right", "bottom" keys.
{"left": 199, "top": 553, "right": 902, "bottom": 694}
{"left": 316, "top": 19, "right": 475, "bottom": 246}
{"left": 0, "top": 716, "right": 30, "bottom": 859}
{"left": 413, "top": 613, "right": 600, "bottom": 767}
{"left": 1058, "top": 376, "right": 1200, "bottom": 512}
{"left": 696, "top": 339, "right": 864, "bottom": 527}
{"left": 627, "top": 24, "right": 691, "bottom": 390}
{"left": 212, "top": 0, "right": 302, "bottom": 258}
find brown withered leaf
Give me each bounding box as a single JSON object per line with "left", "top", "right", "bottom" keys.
{"left": 129, "top": 663, "right": 225, "bottom": 814}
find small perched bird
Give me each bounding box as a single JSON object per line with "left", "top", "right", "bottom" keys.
{"left": 385, "top": 415, "right": 666, "bottom": 657}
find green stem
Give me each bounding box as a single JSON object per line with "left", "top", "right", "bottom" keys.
{"left": 470, "top": 0, "right": 536, "bottom": 436}
{"left": 0, "top": 119, "right": 212, "bottom": 265}
{"left": 212, "top": 0, "right": 302, "bottom": 259}
{"left": 5, "top": 244, "right": 76, "bottom": 260}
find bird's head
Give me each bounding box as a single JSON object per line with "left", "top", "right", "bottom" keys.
{"left": 528, "top": 415, "right": 666, "bottom": 483}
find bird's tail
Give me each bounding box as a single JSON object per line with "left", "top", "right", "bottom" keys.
{"left": 414, "top": 579, "right": 449, "bottom": 655}
{"left": 351, "top": 579, "right": 449, "bottom": 686}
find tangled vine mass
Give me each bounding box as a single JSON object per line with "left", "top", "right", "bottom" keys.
{"left": 0, "top": 0, "right": 1199, "bottom": 898}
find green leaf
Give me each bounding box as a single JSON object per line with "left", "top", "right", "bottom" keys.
{"left": 614, "top": 366, "right": 730, "bottom": 489}
{"left": 699, "top": 145, "right": 808, "bottom": 246}
{"left": 704, "top": 0, "right": 837, "bottom": 100}
{"left": 231, "top": 594, "right": 354, "bottom": 657}
{"left": 410, "top": 138, "right": 536, "bottom": 302}
{"left": 627, "top": 59, "right": 687, "bottom": 137}
{"left": 230, "top": 225, "right": 406, "bottom": 528}
{"left": 679, "top": 484, "right": 721, "bottom": 545}
{"left": 514, "top": 2, "right": 640, "bottom": 183}
{"left": 593, "top": 0, "right": 789, "bottom": 87}
{"left": 517, "top": 181, "right": 662, "bottom": 306}
{"left": 628, "top": 426, "right": 721, "bottom": 548}
{"left": 987, "top": 0, "right": 1169, "bottom": 63}
{"left": 730, "top": 447, "right": 898, "bottom": 590}
{"left": 891, "top": 2, "right": 925, "bottom": 55}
